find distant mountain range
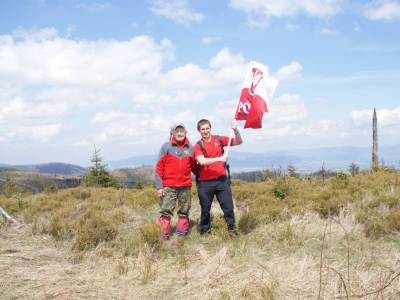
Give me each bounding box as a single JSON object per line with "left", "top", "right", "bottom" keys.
{"left": 106, "top": 144, "right": 400, "bottom": 173}
{"left": 1, "top": 144, "right": 399, "bottom": 175}
{"left": 0, "top": 162, "right": 88, "bottom": 175}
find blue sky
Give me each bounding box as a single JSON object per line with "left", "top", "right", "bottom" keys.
{"left": 0, "top": 0, "right": 399, "bottom": 166}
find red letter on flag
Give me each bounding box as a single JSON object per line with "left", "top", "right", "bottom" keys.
{"left": 235, "top": 61, "right": 278, "bottom": 129}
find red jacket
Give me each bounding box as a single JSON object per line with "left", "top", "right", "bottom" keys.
{"left": 155, "top": 137, "right": 197, "bottom": 189}
{"left": 194, "top": 135, "right": 233, "bottom": 181}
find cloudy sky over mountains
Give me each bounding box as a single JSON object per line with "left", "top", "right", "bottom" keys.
{"left": 0, "top": 0, "right": 399, "bottom": 166}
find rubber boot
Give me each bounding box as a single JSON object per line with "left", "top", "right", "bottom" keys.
{"left": 158, "top": 216, "right": 171, "bottom": 240}
{"left": 177, "top": 216, "right": 189, "bottom": 237}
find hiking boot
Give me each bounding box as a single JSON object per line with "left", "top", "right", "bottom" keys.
{"left": 200, "top": 230, "right": 211, "bottom": 237}
{"left": 199, "top": 230, "right": 211, "bottom": 241}
{"left": 176, "top": 231, "right": 187, "bottom": 238}
{"left": 162, "top": 234, "right": 170, "bottom": 240}
{"left": 228, "top": 224, "right": 235, "bottom": 231}
{"left": 228, "top": 224, "right": 238, "bottom": 238}
{"left": 229, "top": 230, "right": 239, "bottom": 238}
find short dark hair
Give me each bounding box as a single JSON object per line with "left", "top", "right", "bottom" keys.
{"left": 197, "top": 119, "right": 211, "bottom": 130}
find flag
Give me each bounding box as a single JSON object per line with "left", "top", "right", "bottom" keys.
{"left": 234, "top": 61, "right": 279, "bottom": 129}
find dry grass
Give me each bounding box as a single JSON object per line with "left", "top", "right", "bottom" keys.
{"left": 1, "top": 208, "right": 400, "bottom": 299}
{"left": 1, "top": 172, "right": 400, "bottom": 299}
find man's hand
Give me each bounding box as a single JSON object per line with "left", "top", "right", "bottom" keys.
{"left": 231, "top": 120, "right": 237, "bottom": 131}
{"left": 157, "top": 188, "right": 164, "bottom": 199}
{"left": 219, "top": 155, "right": 228, "bottom": 162}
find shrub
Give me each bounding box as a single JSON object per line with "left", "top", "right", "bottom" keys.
{"left": 73, "top": 213, "right": 118, "bottom": 251}
{"left": 366, "top": 212, "right": 400, "bottom": 238}
{"left": 135, "top": 178, "right": 144, "bottom": 190}
{"left": 138, "top": 222, "right": 163, "bottom": 250}
{"left": 287, "top": 163, "right": 300, "bottom": 179}
{"left": 238, "top": 210, "right": 260, "bottom": 234}
{"left": 272, "top": 179, "right": 291, "bottom": 199}
{"left": 348, "top": 162, "right": 360, "bottom": 176}
{"left": 44, "top": 180, "right": 58, "bottom": 194}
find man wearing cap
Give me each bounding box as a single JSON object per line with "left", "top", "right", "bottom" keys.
{"left": 155, "top": 123, "right": 198, "bottom": 240}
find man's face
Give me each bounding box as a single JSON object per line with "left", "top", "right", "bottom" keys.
{"left": 173, "top": 126, "right": 186, "bottom": 142}
{"left": 198, "top": 123, "right": 211, "bottom": 140}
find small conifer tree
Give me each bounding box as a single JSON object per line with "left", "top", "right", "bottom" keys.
{"left": 81, "top": 145, "right": 121, "bottom": 189}
{"left": 348, "top": 161, "right": 360, "bottom": 176}
{"left": 287, "top": 163, "right": 300, "bottom": 178}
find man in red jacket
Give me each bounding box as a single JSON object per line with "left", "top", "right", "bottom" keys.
{"left": 194, "top": 119, "right": 242, "bottom": 237}
{"left": 155, "top": 123, "right": 197, "bottom": 240}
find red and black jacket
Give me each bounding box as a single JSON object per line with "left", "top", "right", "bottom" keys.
{"left": 155, "top": 137, "right": 198, "bottom": 189}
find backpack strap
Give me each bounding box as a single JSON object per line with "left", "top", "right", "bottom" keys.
{"left": 215, "top": 135, "right": 231, "bottom": 185}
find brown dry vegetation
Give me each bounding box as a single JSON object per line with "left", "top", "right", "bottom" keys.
{"left": 1, "top": 171, "right": 400, "bottom": 299}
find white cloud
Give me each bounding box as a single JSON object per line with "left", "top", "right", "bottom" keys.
{"left": 269, "top": 93, "right": 308, "bottom": 123}
{"left": 317, "top": 27, "right": 339, "bottom": 35}
{"left": 246, "top": 18, "right": 270, "bottom": 28}
{"left": 285, "top": 23, "right": 301, "bottom": 31}
{"left": 0, "top": 97, "right": 68, "bottom": 120}
{"left": 319, "top": 119, "right": 337, "bottom": 130}
{"left": 0, "top": 27, "right": 269, "bottom": 150}
{"left": 13, "top": 124, "right": 63, "bottom": 143}
{"left": 365, "top": 0, "right": 400, "bottom": 21}
{"left": 76, "top": 3, "right": 113, "bottom": 12}
{"left": 133, "top": 90, "right": 206, "bottom": 104}
{"left": 91, "top": 109, "right": 197, "bottom": 142}
{"left": 73, "top": 139, "right": 91, "bottom": 147}
{"left": 314, "top": 97, "right": 331, "bottom": 105}
{"left": 353, "top": 22, "right": 360, "bottom": 32}
{"left": 13, "top": 26, "right": 58, "bottom": 41}
{"left": 266, "top": 125, "right": 292, "bottom": 137}
{"left": 378, "top": 108, "right": 400, "bottom": 125}
{"left": 201, "top": 36, "right": 220, "bottom": 44}
{"left": 150, "top": 0, "right": 205, "bottom": 25}
{"left": 348, "top": 109, "right": 373, "bottom": 126}
{"left": 209, "top": 47, "right": 245, "bottom": 69}
{"left": 349, "top": 107, "right": 400, "bottom": 127}
{"left": 230, "top": 0, "right": 342, "bottom": 19}
{"left": 133, "top": 93, "right": 157, "bottom": 103}
{"left": 0, "top": 30, "right": 175, "bottom": 87}
{"left": 0, "top": 27, "right": 259, "bottom": 134}
{"left": 175, "top": 90, "right": 206, "bottom": 103}
{"left": 65, "top": 25, "right": 76, "bottom": 38}
{"left": 275, "top": 61, "right": 303, "bottom": 82}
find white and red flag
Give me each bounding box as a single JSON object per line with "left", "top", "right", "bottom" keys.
{"left": 235, "top": 61, "right": 279, "bottom": 129}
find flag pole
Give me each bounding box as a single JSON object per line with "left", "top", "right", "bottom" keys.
{"left": 225, "top": 119, "right": 236, "bottom": 156}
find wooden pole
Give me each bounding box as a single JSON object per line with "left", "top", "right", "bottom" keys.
{"left": 372, "top": 108, "right": 378, "bottom": 168}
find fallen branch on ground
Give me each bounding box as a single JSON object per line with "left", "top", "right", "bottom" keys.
{"left": 0, "top": 206, "right": 20, "bottom": 224}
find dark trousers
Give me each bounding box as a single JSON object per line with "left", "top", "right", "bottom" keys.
{"left": 197, "top": 175, "right": 235, "bottom": 233}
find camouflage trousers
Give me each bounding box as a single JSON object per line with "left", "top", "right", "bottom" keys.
{"left": 159, "top": 186, "right": 191, "bottom": 218}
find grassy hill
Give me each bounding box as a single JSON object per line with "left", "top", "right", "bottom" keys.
{"left": 0, "top": 167, "right": 82, "bottom": 193}
{"left": 1, "top": 169, "right": 399, "bottom": 299}
{"left": 112, "top": 165, "right": 155, "bottom": 188}
{"left": 0, "top": 165, "right": 155, "bottom": 193}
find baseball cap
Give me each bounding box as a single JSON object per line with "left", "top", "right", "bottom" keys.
{"left": 172, "top": 123, "right": 186, "bottom": 130}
